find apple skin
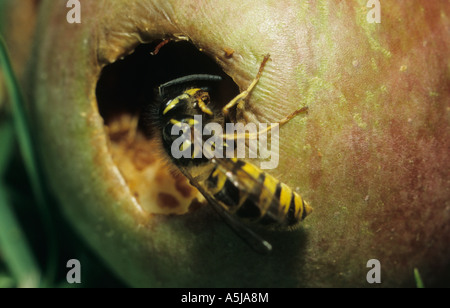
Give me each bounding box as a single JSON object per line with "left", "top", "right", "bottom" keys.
{"left": 5, "top": 1, "right": 449, "bottom": 286}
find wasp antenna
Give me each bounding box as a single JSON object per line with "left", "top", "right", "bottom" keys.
{"left": 158, "top": 74, "right": 222, "bottom": 100}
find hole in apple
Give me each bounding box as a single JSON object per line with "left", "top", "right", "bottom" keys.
{"left": 96, "top": 41, "right": 239, "bottom": 215}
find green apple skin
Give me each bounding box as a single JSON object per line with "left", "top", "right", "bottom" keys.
{"left": 11, "top": 0, "right": 450, "bottom": 287}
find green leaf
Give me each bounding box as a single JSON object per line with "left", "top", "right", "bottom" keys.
{"left": 0, "top": 120, "right": 14, "bottom": 175}
{"left": 414, "top": 268, "right": 425, "bottom": 288}
{"left": 0, "top": 183, "right": 41, "bottom": 287}
{"left": 0, "top": 35, "right": 57, "bottom": 287}
{"left": 0, "top": 273, "right": 15, "bottom": 288}
{"left": 0, "top": 37, "right": 45, "bottom": 213}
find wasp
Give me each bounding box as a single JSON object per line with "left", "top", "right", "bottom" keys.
{"left": 148, "top": 54, "right": 312, "bottom": 253}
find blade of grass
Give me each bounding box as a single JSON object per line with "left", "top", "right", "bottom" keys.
{"left": 0, "top": 274, "right": 15, "bottom": 288}
{"left": 0, "top": 120, "right": 40, "bottom": 287}
{"left": 0, "top": 76, "right": 4, "bottom": 112}
{"left": 0, "top": 39, "right": 43, "bottom": 202}
{"left": 0, "top": 35, "right": 57, "bottom": 287}
{"left": 0, "top": 185, "right": 41, "bottom": 288}
{"left": 0, "top": 119, "right": 13, "bottom": 175}
{"left": 414, "top": 268, "right": 425, "bottom": 288}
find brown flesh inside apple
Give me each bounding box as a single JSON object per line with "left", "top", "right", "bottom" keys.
{"left": 96, "top": 41, "right": 240, "bottom": 215}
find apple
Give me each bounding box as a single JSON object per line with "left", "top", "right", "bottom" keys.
{"left": 2, "top": 0, "right": 449, "bottom": 287}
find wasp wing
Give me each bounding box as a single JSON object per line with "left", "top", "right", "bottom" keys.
{"left": 199, "top": 185, "right": 273, "bottom": 254}
{"left": 211, "top": 158, "right": 288, "bottom": 226}
{"left": 179, "top": 164, "right": 273, "bottom": 254}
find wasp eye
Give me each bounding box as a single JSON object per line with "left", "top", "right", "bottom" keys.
{"left": 201, "top": 95, "right": 210, "bottom": 104}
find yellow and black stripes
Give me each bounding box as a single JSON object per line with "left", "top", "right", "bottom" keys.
{"left": 205, "top": 158, "right": 312, "bottom": 228}
{"left": 158, "top": 82, "right": 223, "bottom": 166}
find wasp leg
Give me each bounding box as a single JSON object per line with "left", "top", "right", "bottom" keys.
{"left": 222, "top": 54, "right": 270, "bottom": 122}
{"left": 251, "top": 106, "right": 309, "bottom": 137}
{"left": 221, "top": 106, "right": 308, "bottom": 140}
{"left": 198, "top": 99, "right": 214, "bottom": 116}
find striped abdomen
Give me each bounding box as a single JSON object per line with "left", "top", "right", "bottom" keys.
{"left": 205, "top": 158, "right": 313, "bottom": 228}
